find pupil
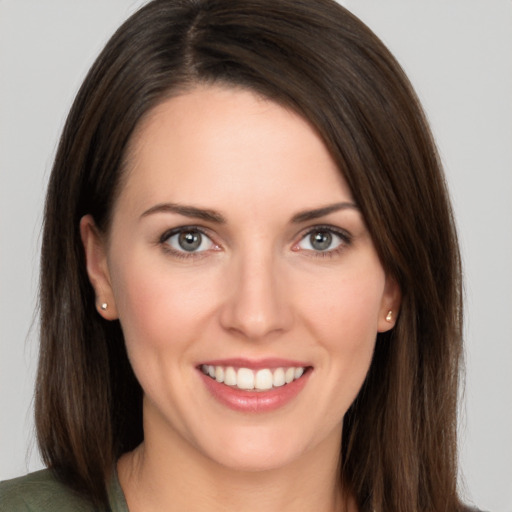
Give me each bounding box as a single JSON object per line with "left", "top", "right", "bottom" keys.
{"left": 178, "top": 231, "right": 201, "bottom": 251}
{"left": 311, "top": 231, "right": 332, "bottom": 251}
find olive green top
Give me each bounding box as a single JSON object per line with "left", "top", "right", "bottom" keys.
{"left": 0, "top": 469, "right": 129, "bottom": 512}
{"left": 1, "top": 469, "right": 487, "bottom": 512}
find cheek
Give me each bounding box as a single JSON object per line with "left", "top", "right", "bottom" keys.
{"left": 108, "top": 257, "right": 224, "bottom": 412}
{"left": 108, "top": 254, "right": 217, "bottom": 357}
{"left": 298, "top": 265, "right": 385, "bottom": 392}
{"left": 302, "top": 266, "right": 386, "bottom": 343}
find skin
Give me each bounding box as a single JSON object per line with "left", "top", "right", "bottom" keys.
{"left": 81, "top": 85, "right": 400, "bottom": 512}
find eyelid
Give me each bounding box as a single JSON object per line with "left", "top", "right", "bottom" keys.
{"left": 159, "top": 225, "right": 220, "bottom": 257}
{"left": 160, "top": 225, "right": 203, "bottom": 241}
{"left": 292, "top": 224, "right": 352, "bottom": 253}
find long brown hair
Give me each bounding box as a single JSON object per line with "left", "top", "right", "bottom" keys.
{"left": 36, "top": 0, "right": 464, "bottom": 510}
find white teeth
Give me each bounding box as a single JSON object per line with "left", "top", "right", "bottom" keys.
{"left": 273, "top": 367, "right": 285, "bottom": 387}
{"left": 224, "top": 366, "right": 237, "bottom": 386}
{"left": 255, "top": 369, "right": 273, "bottom": 390}
{"left": 285, "top": 367, "right": 295, "bottom": 384}
{"left": 237, "top": 368, "right": 255, "bottom": 390}
{"left": 215, "top": 366, "right": 224, "bottom": 383}
{"left": 201, "top": 364, "right": 307, "bottom": 391}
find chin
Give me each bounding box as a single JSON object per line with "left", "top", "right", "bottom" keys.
{"left": 197, "top": 425, "right": 313, "bottom": 473}
{"left": 211, "top": 447, "right": 299, "bottom": 473}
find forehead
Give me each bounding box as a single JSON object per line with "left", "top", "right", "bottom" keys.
{"left": 117, "top": 85, "right": 353, "bottom": 218}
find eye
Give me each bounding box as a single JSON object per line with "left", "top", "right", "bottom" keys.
{"left": 162, "top": 228, "right": 216, "bottom": 254}
{"left": 295, "top": 227, "right": 349, "bottom": 253}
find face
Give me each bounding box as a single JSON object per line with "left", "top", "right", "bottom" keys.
{"left": 82, "top": 86, "right": 400, "bottom": 473}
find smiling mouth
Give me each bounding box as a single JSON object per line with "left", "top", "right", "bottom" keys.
{"left": 200, "top": 364, "right": 309, "bottom": 392}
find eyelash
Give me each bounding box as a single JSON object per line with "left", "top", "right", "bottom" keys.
{"left": 159, "top": 226, "right": 218, "bottom": 260}
{"left": 293, "top": 225, "right": 352, "bottom": 258}
{"left": 158, "top": 225, "right": 352, "bottom": 260}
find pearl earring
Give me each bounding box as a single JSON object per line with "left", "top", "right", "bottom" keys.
{"left": 385, "top": 310, "right": 393, "bottom": 322}
{"left": 100, "top": 303, "right": 108, "bottom": 311}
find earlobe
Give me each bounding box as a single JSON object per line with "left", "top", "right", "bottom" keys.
{"left": 377, "top": 275, "right": 401, "bottom": 333}
{"left": 79, "top": 215, "right": 118, "bottom": 320}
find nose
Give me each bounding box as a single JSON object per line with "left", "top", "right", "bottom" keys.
{"left": 219, "top": 249, "right": 294, "bottom": 341}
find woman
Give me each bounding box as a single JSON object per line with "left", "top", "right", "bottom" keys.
{"left": 0, "top": 0, "right": 468, "bottom": 510}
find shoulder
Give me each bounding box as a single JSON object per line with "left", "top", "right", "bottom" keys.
{"left": 0, "top": 470, "right": 94, "bottom": 512}
{"left": 462, "top": 505, "right": 489, "bottom": 512}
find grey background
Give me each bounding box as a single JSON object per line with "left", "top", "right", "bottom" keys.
{"left": 1, "top": 1, "right": 511, "bottom": 511}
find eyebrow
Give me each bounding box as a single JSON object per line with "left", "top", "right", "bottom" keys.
{"left": 291, "top": 202, "right": 359, "bottom": 223}
{"left": 140, "top": 201, "right": 358, "bottom": 224}
{"left": 140, "top": 203, "right": 226, "bottom": 223}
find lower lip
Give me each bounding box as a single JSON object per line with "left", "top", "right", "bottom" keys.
{"left": 199, "top": 370, "right": 311, "bottom": 413}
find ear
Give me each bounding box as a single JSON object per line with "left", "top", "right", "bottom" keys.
{"left": 377, "top": 274, "right": 401, "bottom": 333}
{"left": 80, "top": 215, "right": 118, "bottom": 320}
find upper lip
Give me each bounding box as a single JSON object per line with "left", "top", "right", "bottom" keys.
{"left": 197, "top": 358, "right": 311, "bottom": 370}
